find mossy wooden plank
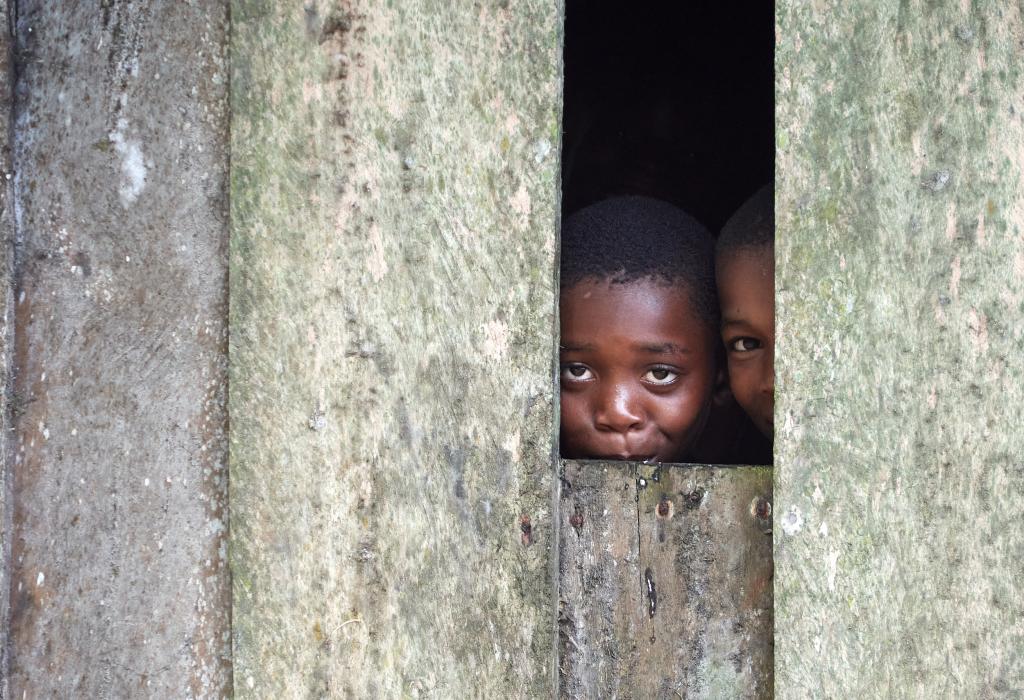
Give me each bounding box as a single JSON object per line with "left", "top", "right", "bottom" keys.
{"left": 635, "top": 465, "right": 773, "bottom": 699}
{"left": 558, "top": 461, "right": 642, "bottom": 697}
{"left": 229, "top": 1, "right": 563, "bottom": 695}
{"left": 776, "top": 1, "right": 1024, "bottom": 696}
{"left": 4, "top": 2, "right": 231, "bottom": 696}
{"left": 558, "top": 462, "right": 773, "bottom": 699}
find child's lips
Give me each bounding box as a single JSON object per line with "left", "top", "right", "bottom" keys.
{"left": 607, "top": 452, "right": 658, "bottom": 462}
{"left": 587, "top": 438, "right": 664, "bottom": 463}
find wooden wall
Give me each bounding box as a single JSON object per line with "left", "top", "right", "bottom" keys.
{"left": 229, "top": 1, "right": 563, "bottom": 695}
{"left": 1, "top": 2, "right": 1021, "bottom": 697}
{"left": 559, "top": 461, "right": 773, "bottom": 698}
{"left": 1, "top": 1, "right": 231, "bottom": 696}
{"left": 775, "top": 1, "right": 1024, "bottom": 695}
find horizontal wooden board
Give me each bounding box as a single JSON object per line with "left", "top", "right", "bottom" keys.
{"left": 559, "top": 461, "right": 773, "bottom": 699}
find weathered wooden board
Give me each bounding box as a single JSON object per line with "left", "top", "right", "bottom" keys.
{"left": 559, "top": 461, "right": 773, "bottom": 699}
{"left": 635, "top": 465, "right": 773, "bottom": 699}
{"left": 0, "top": 1, "right": 14, "bottom": 695}
{"left": 776, "top": 1, "right": 1024, "bottom": 696}
{"left": 4, "top": 2, "right": 231, "bottom": 697}
{"left": 230, "top": 0, "right": 563, "bottom": 696}
{"left": 559, "top": 461, "right": 643, "bottom": 697}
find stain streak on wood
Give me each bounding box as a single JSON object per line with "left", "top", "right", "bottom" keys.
{"left": 559, "top": 461, "right": 773, "bottom": 699}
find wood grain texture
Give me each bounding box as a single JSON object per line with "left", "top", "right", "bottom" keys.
{"left": 0, "top": 1, "right": 13, "bottom": 694}
{"left": 559, "top": 461, "right": 773, "bottom": 699}
{"left": 229, "top": 1, "right": 563, "bottom": 696}
{"left": 558, "top": 461, "right": 642, "bottom": 697}
{"left": 776, "top": 1, "right": 1024, "bottom": 696}
{"left": 5, "top": 2, "right": 231, "bottom": 696}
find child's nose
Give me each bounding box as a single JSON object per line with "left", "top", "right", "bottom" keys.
{"left": 594, "top": 384, "right": 645, "bottom": 433}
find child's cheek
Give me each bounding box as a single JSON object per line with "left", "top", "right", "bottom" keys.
{"left": 559, "top": 399, "right": 597, "bottom": 459}
{"left": 559, "top": 392, "right": 587, "bottom": 437}
{"left": 727, "top": 361, "right": 755, "bottom": 410}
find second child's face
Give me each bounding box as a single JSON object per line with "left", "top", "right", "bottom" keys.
{"left": 717, "top": 249, "right": 775, "bottom": 438}
{"left": 560, "top": 279, "right": 717, "bottom": 463}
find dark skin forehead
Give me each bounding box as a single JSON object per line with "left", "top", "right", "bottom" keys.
{"left": 717, "top": 244, "right": 772, "bottom": 278}
{"left": 565, "top": 278, "right": 708, "bottom": 331}
{"left": 562, "top": 276, "right": 714, "bottom": 333}
{"left": 561, "top": 279, "right": 716, "bottom": 351}
{"left": 718, "top": 248, "right": 773, "bottom": 321}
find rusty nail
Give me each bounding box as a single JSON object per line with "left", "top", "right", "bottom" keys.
{"left": 682, "top": 488, "right": 705, "bottom": 509}
{"left": 656, "top": 496, "right": 673, "bottom": 519}
{"left": 569, "top": 508, "right": 584, "bottom": 535}
{"left": 520, "top": 514, "right": 533, "bottom": 546}
{"left": 751, "top": 496, "right": 772, "bottom": 521}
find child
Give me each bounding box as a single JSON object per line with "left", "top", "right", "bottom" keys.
{"left": 559, "top": 196, "right": 721, "bottom": 463}
{"left": 715, "top": 185, "right": 774, "bottom": 441}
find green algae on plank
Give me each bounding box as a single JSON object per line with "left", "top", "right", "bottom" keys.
{"left": 776, "top": 1, "right": 1024, "bottom": 696}
{"left": 229, "top": 1, "right": 563, "bottom": 696}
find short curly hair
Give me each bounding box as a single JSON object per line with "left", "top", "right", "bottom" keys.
{"left": 560, "top": 196, "right": 718, "bottom": 327}
{"left": 717, "top": 184, "right": 773, "bottom": 257}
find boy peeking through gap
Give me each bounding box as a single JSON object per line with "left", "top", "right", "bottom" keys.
{"left": 716, "top": 184, "right": 774, "bottom": 443}
{"left": 559, "top": 197, "right": 723, "bottom": 463}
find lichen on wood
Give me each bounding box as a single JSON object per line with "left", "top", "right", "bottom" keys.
{"left": 559, "top": 461, "right": 773, "bottom": 699}
{"left": 0, "top": 1, "right": 14, "bottom": 695}
{"left": 776, "top": 1, "right": 1024, "bottom": 695}
{"left": 229, "top": 1, "right": 563, "bottom": 695}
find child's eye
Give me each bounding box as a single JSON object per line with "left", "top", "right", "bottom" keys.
{"left": 729, "top": 337, "right": 762, "bottom": 353}
{"left": 643, "top": 367, "right": 679, "bottom": 386}
{"left": 561, "top": 363, "right": 594, "bottom": 382}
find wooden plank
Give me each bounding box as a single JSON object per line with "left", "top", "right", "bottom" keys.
{"left": 776, "top": 0, "right": 1024, "bottom": 695}
{"left": 559, "top": 461, "right": 642, "bottom": 697}
{"left": 635, "top": 464, "right": 773, "bottom": 699}
{"left": 229, "top": 1, "right": 563, "bottom": 696}
{"left": 5, "top": 2, "right": 231, "bottom": 696}
{"left": 0, "top": 1, "right": 14, "bottom": 693}
{"left": 559, "top": 461, "right": 773, "bottom": 699}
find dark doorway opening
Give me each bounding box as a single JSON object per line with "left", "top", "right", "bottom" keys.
{"left": 559, "top": 2, "right": 775, "bottom": 466}
{"left": 561, "top": 2, "right": 774, "bottom": 230}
